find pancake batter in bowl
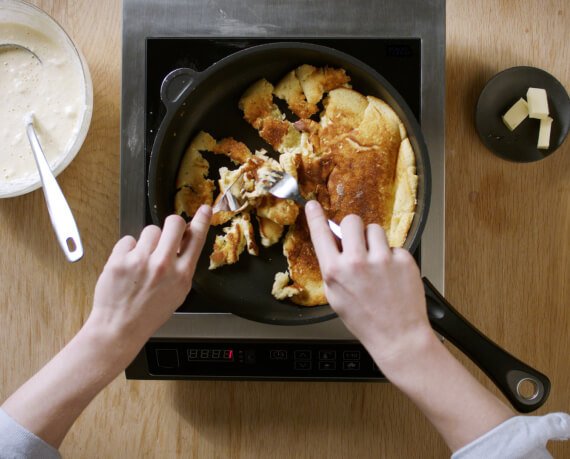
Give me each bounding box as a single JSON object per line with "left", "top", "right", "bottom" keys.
{"left": 0, "top": 22, "right": 86, "bottom": 195}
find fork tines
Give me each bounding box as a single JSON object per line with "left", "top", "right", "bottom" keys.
{"left": 261, "top": 169, "right": 285, "bottom": 190}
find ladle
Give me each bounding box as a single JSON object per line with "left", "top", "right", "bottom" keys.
{"left": 24, "top": 113, "right": 83, "bottom": 262}
{"left": 0, "top": 43, "right": 42, "bottom": 63}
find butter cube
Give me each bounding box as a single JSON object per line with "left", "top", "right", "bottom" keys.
{"left": 502, "top": 98, "right": 528, "bottom": 131}
{"left": 527, "top": 87, "right": 549, "bottom": 119}
{"left": 537, "top": 116, "right": 553, "bottom": 149}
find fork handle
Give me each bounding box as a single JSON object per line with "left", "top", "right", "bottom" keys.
{"left": 285, "top": 193, "right": 342, "bottom": 239}
{"left": 327, "top": 220, "right": 343, "bottom": 239}
{"left": 296, "top": 197, "right": 342, "bottom": 239}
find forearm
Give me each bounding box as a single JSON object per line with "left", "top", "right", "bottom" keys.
{"left": 371, "top": 328, "right": 514, "bottom": 452}
{"left": 1, "top": 320, "right": 136, "bottom": 449}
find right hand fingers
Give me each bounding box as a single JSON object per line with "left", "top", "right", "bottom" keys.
{"left": 305, "top": 200, "right": 339, "bottom": 267}
{"left": 365, "top": 223, "right": 391, "bottom": 258}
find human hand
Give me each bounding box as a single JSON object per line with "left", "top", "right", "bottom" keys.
{"left": 87, "top": 206, "right": 212, "bottom": 356}
{"left": 304, "top": 200, "right": 432, "bottom": 367}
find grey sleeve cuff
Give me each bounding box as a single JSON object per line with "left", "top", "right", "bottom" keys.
{"left": 0, "top": 408, "right": 61, "bottom": 459}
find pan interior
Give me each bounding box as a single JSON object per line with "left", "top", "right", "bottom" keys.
{"left": 149, "top": 43, "right": 430, "bottom": 325}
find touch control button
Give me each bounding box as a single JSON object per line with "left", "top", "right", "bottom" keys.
{"left": 343, "top": 361, "right": 360, "bottom": 371}
{"left": 294, "top": 350, "right": 312, "bottom": 360}
{"left": 319, "top": 361, "right": 336, "bottom": 371}
{"left": 343, "top": 351, "right": 361, "bottom": 360}
{"left": 294, "top": 361, "right": 312, "bottom": 371}
{"left": 319, "top": 350, "right": 336, "bottom": 360}
{"left": 269, "top": 350, "right": 288, "bottom": 360}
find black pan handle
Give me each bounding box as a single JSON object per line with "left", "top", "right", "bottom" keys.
{"left": 160, "top": 68, "right": 200, "bottom": 110}
{"left": 422, "top": 277, "right": 550, "bottom": 413}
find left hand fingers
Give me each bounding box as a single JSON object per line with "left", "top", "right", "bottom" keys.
{"left": 133, "top": 224, "right": 162, "bottom": 256}
{"left": 152, "top": 214, "right": 187, "bottom": 261}
{"left": 178, "top": 205, "right": 212, "bottom": 265}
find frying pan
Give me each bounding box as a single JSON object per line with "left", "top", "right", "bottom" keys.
{"left": 148, "top": 42, "right": 550, "bottom": 412}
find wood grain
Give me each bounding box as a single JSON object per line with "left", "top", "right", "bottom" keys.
{"left": 0, "top": 0, "right": 568, "bottom": 457}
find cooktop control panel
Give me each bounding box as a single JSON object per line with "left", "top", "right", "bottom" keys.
{"left": 126, "top": 340, "right": 385, "bottom": 381}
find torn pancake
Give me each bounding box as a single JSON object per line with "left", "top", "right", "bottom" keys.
{"left": 275, "top": 217, "right": 326, "bottom": 306}
{"left": 258, "top": 118, "right": 301, "bottom": 152}
{"left": 209, "top": 213, "right": 258, "bottom": 270}
{"left": 255, "top": 195, "right": 298, "bottom": 226}
{"left": 238, "top": 78, "right": 283, "bottom": 130}
{"left": 295, "top": 64, "right": 351, "bottom": 105}
{"left": 212, "top": 137, "right": 253, "bottom": 165}
{"left": 318, "top": 88, "right": 368, "bottom": 150}
{"left": 257, "top": 216, "right": 284, "bottom": 247}
{"left": 271, "top": 271, "right": 302, "bottom": 300}
{"left": 388, "top": 138, "right": 418, "bottom": 247}
{"left": 273, "top": 69, "right": 319, "bottom": 119}
{"left": 174, "top": 130, "right": 216, "bottom": 217}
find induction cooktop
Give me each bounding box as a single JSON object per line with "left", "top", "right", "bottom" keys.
{"left": 120, "top": 0, "right": 445, "bottom": 380}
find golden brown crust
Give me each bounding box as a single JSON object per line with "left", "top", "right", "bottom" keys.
{"left": 257, "top": 216, "right": 284, "bottom": 247}
{"left": 212, "top": 137, "right": 253, "bottom": 164}
{"left": 174, "top": 131, "right": 217, "bottom": 217}
{"left": 279, "top": 217, "right": 326, "bottom": 306}
{"left": 259, "top": 118, "right": 291, "bottom": 150}
{"left": 209, "top": 213, "right": 258, "bottom": 270}
{"left": 295, "top": 64, "right": 351, "bottom": 105}
{"left": 273, "top": 69, "right": 320, "bottom": 119}
{"left": 238, "top": 78, "right": 282, "bottom": 129}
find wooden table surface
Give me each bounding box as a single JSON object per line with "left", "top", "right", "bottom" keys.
{"left": 1, "top": 1, "right": 568, "bottom": 457}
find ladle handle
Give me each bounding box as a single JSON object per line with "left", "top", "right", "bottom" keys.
{"left": 25, "top": 118, "right": 83, "bottom": 262}
{"left": 423, "top": 278, "right": 550, "bottom": 413}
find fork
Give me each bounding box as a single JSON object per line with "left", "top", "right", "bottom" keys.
{"left": 262, "top": 170, "right": 342, "bottom": 239}
{"left": 212, "top": 172, "right": 246, "bottom": 214}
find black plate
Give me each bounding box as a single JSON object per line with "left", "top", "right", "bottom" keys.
{"left": 475, "top": 66, "right": 570, "bottom": 162}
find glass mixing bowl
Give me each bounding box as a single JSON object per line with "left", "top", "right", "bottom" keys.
{"left": 0, "top": 0, "right": 93, "bottom": 197}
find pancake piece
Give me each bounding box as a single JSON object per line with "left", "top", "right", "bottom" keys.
{"left": 272, "top": 271, "right": 302, "bottom": 300}
{"left": 388, "top": 138, "right": 418, "bottom": 247}
{"left": 273, "top": 217, "right": 326, "bottom": 306}
{"left": 325, "top": 94, "right": 404, "bottom": 232}
{"left": 258, "top": 118, "right": 302, "bottom": 152}
{"left": 257, "top": 216, "right": 284, "bottom": 247}
{"left": 212, "top": 137, "right": 253, "bottom": 164}
{"left": 174, "top": 131, "right": 217, "bottom": 217}
{"left": 209, "top": 213, "right": 258, "bottom": 270}
{"left": 255, "top": 195, "right": 298, "bottom": 226}
{"left": 273, "top": 65, "right": 351, "bottom": 119}
{"left": 273, "top": 69, "right": 319, "bottom": 119}
{"left": 295, "top": 65, "right": 351, "bottom": 105}
{"left": 318, "top": 88, "right": 368, "bottom": 150}
{"left": 238, "top": 78, "right": 283, "bottom": 130}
